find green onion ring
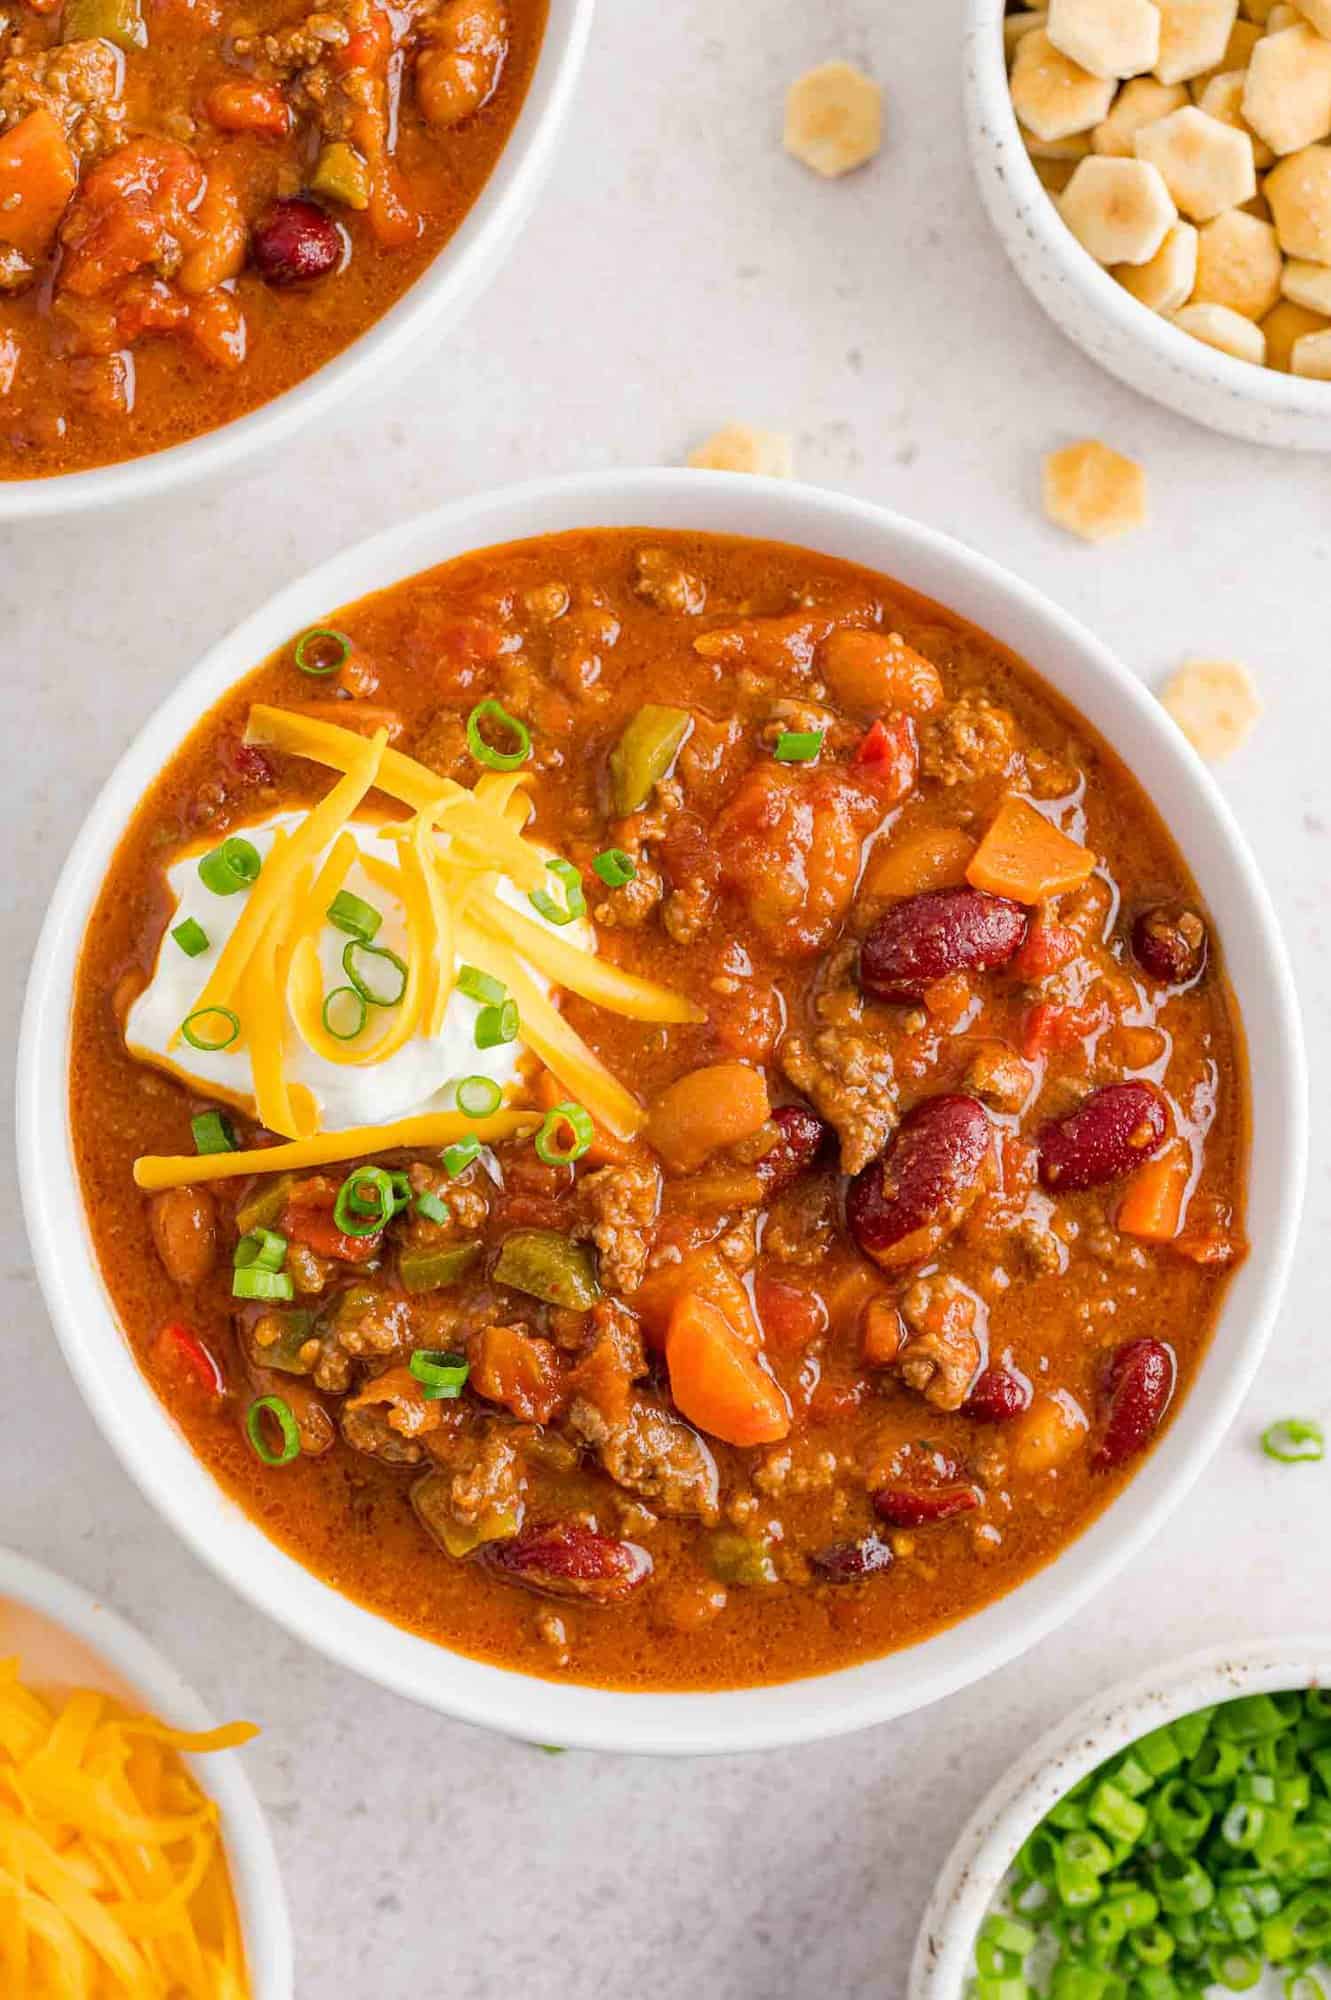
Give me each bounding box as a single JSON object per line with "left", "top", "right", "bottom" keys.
{"left": 458, "top": 964, "right": 506, "bottom": 1007}
{"left": 534, "top": 1101, "right": 594, "bottom": 1164}
{"left": 342, "top": 938, "right": 408, "bottom": 1007}
{"left": 466, "top": 699, "right": 531, "bottom": 772}
{"left": 181, "top": 1006, "right": 241, "bottom": 1053}
{"left": 475, "top": 999, "right": 519, "bottom": 1050}
{"left": 456, "top": 1075, "right": 502, "bottom": 1119}
{"left": 190, "top": 1110, "right": 235, "bottom": 1155}
{"left": 528, "top": 858, "right": 587, "bottom": 928}
{"left": 172, "top": 917, "right": 210, "bottom": 958}
{"left": 198, "top": 837, "right": 262, "bottom": 897}
{"left": 415, "top": 1190, "right": 450, "bottom": 1224}
{"left": 332, "top": 1166, "right": 395, "bottom": 1237}
{"left": 232, "top": 1267, "right": 294, "bottom": 1303}
{"left": 321, "top": 984, "right": 368, "bottom": 1041}
{"left": 245, "top": 1395, "right": 301, "bottom": 1466}
{"left": 442, "top": 1137, "right": 481, "bottom": 1176}
{"left": 591, "top": 848, "right": 637, "bottom": 888}
{"left": 774, "top": 729, "right": 825, "bottom": 764}
{"left": 293, "top": 627, "right": 351, "bottom": 677}
{"left": 1262, "top": 1418, "right": 1325, "bottom": 1463}
{"left": 234, "top": 1227, "right": 287, "bottom": 1274}
{"left": 326, "top": 889, "right": 381, "bottom": 940}
{"left": 408, "top": 1349, "right": 470, "bottom": 1400}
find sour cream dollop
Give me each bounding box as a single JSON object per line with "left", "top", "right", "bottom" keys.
{"left": 126, "top": 812, "right": 595, "bottom": 1132}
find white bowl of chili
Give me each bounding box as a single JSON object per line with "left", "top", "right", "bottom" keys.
{"left": 0, "top": 1545, "right": 292, "bottom": 1998}
{"left": 909, "top": 1637, "right": 1331, "bottom": 1997}
{"left": 17, "top": 468, "right": 1307, "bottom": 1753}
{"left": 0, "top": 0, "right": 595, "bottom": 519}
{"left": 965, "top": 0, "right": 1331, "bottom": 450}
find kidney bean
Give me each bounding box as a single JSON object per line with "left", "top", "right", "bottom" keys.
{"left": 963, "top": 1366, "right": 1032, "bottom": 1423}
{"left": 875, "top": 1481, "right": 979, "bottom": 1529}
{"left": 846, "top": 1094, "right": 994, "bottom": 1271}
{"left": 1132, "top": 904, "right": 1208, "bottom": 987}
{"left": 1038, "top": 1081, "right": 1169, "bottom": 1193}
{"left": 859, "top": 887, "right": 1028, "bottom": 1006}
{"left": 1093, "top": 1337, "right": 1176, "bottom": 1472}
{"left": 483, "top": 1520, "right": 653, "bottom": 1603}
{"left": 756, "top": 1104, "right": 832, "bottom": 1196}
{"left": 251, "top": 197, "right": 344, "bottom": 285}
{"left": 149, "top": 1186, "right": 216, "bottom": 1287}
{"left": 223, "top": 737, "right": 275, "bottom": 786}
{"left": 808, "top": 1533, "right": 895, "bottom": 1582}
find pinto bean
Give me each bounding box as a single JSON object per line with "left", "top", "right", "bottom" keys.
{"left": 1131, "top": 904, "right": 1208, "bottom": 986}
{"left": 756, "top": 1104, "right": 832, "bottom": 1196}
{"left": 963, "top": 1366, "right": 1032, "bottom": 1423}
{"left": 482, "top": 1520, "right": 653, "bottom": 1603}
{"left": 859, "top": 887, "right": 1028, "bottom": 1005}
{"left": 846, "top": 1095, "right": 994, "bottom": 1272}
{"left": 148, "top": 1186, "right": 217, "bottom": 1287}
{"left": 1093, "top": 1338, "right": 1176, "bottom": 1472}
{"left": 251, "top": 197, "right": 343, "bottom": 285}
{"left": 809, "top": 1533, "right": 896, "bottom": 1581}
{"left": 1038, "top": 1081, "right": 1169, "bottom": 1193}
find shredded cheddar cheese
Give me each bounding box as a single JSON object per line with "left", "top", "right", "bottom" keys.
{"left": 133, "top": 1109, "right": 540, "bottom": 1191}
{"left": 0, "top": 1658, "right": 255, "bottom": 1998}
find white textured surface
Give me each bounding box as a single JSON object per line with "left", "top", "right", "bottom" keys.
{"left": 2, "top": 3, "right": 1329, "bottom": 1994}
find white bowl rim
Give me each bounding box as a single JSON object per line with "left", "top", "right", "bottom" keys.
{"left": 909, "top": 1634, "right": 1331, "bottom": 1996}
{"left": 0, "top": 1544, "right": 293, "bottom": 1998}
{"left": 0, "top": 0, "right": 595, "bottom": 522}
{"left": 16, "top": 465, "right": 1308, "bottom": 1755}
{"left": 965, "top": 0, "right": 1331, "bottom": 420}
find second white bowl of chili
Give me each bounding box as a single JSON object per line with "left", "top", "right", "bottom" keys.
{"left": 17, "top": 468, "right": 1307, "bottom": 1752}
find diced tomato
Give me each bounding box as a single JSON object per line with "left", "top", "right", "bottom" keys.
{"left": 754, "top": 1275, "right": 827, "bottom": 1356}
{"left": 851, "top": 712, "right": 918, "bottom": 801}
{"left": 154, "top": 1321, "right": 225, "bottom": 1401}
{"left": 1014, "top": 916, "right": 1079, "bottom": 983}
{"left": 1021, "top": 997, "right": 1110, "bottom": 1060}
{"left": 336, "top": 7, "right": 391, "bottom": 72}
{"left": 59, "top": 138, "right": 204, "bottom": 298}
{"left": 809, "top": 1375, "right": 870, "bottom": 1424}
{"left": 281, "top": 1192, "right": 381, "bottom": 1263}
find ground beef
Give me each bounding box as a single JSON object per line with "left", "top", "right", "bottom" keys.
{"left": 439, "top": 1422, "right": 529, "bottom": 1526}
{"left": 631, "top": 546, "right": 705, "bottom": 615}
{"left": 578, "top": 1161, "right": 660, "bottom": 1294}
{"left": 780, "top": 1024, "right": 897, "bottom": 1176}
{"left": 411, "top": 708, "right": 472, "bottom": 782}
{"left": 896, "top": 1274, "right": 986, "bottom": 1412}
{"left": 341, "top": 1370, "right": 441, "bottom": 1464}
{"left": 0, "top": 38, "right": 125, "bottom": 159}
{"left": 593, "top": 861, "right": 663, "bottom": 929}
{"left": 962, "top": 1041, "right": 1033, "bottom": 1113}
{"left": 330, "top": 1287, "right": 415, "bottom": 1358}
{"left": 232, "top": 8, "right": 352, "bottom": 75}
{"left": 761, "top": 1176, "right": 839, "bottom": 1267}
{"left": 921, "top": 695, "right": 1022, "bottom": 789}
{"left": 568, "top": 1395, "right": 719, "bottom": 1521}
{"left": 659, "top": 811, "right": 720, "bottom": 944}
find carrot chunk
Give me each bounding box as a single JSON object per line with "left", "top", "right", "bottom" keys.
{"left": 633, "top": 1246, "right": 761, "bottom": 1349}
{"left": 0, "top": 109, "right": 76, "bottom": 262}
{"left": 204, "top": 79, "right": 290, "bottom": 135}
{"left": 666, "top": 1294, "right": 790, "bottom": 1448}
{"left": 1118, "top": 1141, "right": 1191, "bottom": 1242}
{"left": 966, "top": 794, "right": 1095, "bottom": 905}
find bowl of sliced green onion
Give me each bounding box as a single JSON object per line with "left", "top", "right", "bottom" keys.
{"left": 911, "top": 1641, "right": 1331, "bottom": 2000}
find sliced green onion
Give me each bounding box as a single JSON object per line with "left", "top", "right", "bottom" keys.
{"left": 457, "top": 964, "right": 506, "bottom": 1007}
{"left": 326, "top": 889, "right": 382, "bottom": 940}
{"left": 233, "top": 1227, "right": 287, "bottom": 1274}
{"left": 442, "top": 1137, "right": 481, "bottom": 1176}
{"left": 1263, "top": 1418, "right": 1325, "bottom": 1464}
{"left": 528, "top": 858, "right": 586, "bottom": 927}
{"left": 293, "top": 627, "right": 351, "bottom": 677}
{"left": 534, "top": 1101, "right": 594, "bottom": 1164}
{"left": 332, "top": 1167, "right": 394, "bottom": 1237}
{"left": 198, "top": 837, "right": 262, "bottom": 897}
{"left": 388, "top": 1171, "right": 412, "bottom": 1214}
{"left": 171, "top": 917, "right": 210, "bottom": 958}
{"left": 592, "top": 848, "right": 637, "bottom": 888}
{"left": 475, "top": 999, "right": 519, "bottom": 1050}
{"left": 466, "top": 699, "right": 531, "bottom": 771}
{"left": 457, "top": 1075, "right": 502, "bottom": 1119}
{"left": 245, "top": 1394, "right": 301, "bottom": 1465}
{"left": 774, "top": 729, "right": 825, "bottom": 764}
{"left": 180, "top": 1006, "right": 241, "bottom": 1053}
{"left": 321, "top": 984, "right": 368, "bottom": 1041}
{"left": 232, "top": 1267, "right": 294, "bottom": 1303}
{"left": 342, "top": 938, "right": 407, "bottom": 1007}
{"left": 408, "top": 1350, "right": 470, "bottom": 1400}
{"left": 414, "top": 1191, "right": 450, "bottom": 1225}
{"left": 191, "top": 1110, "right": 235, "bottom": 1155}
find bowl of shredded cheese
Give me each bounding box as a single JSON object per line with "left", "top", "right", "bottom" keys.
{"left": 0, "top": 1546, "right": 291, "bottom": 1998}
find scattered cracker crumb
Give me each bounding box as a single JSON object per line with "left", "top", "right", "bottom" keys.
{"left": 1042, "top": 438, "right": 1148, "bottom": 542}
{"left": 784, "top": 61, "right": 883, "bottom": 178}
{"left": 687, "top": 426, "right": 794, "bottom": 478}
{"left": 1160, "top": 658, "right": 1262, "bottom": 761}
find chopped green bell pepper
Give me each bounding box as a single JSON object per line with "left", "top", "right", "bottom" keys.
{"left": 607, "top": 705, "right": 691, "bottom": 817}
{"left": 493, "top": 1229, "right": 600, "bottom": 1310}
{"left": 63, "top": 0, "right": 146, "bottom": 51}
{"left": 399, "top": 1241, "right": 482, "bottom": 1295}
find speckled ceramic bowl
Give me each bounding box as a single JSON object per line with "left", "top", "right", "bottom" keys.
{"left": 909, "top": 1638, "right": 1331, "bottom": 1995}
{"left": 0, "top": 1546, "right": 292, "bottom": 1998}
{"left": 964, "top": 0, "right": 1331, "bottom": 450}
